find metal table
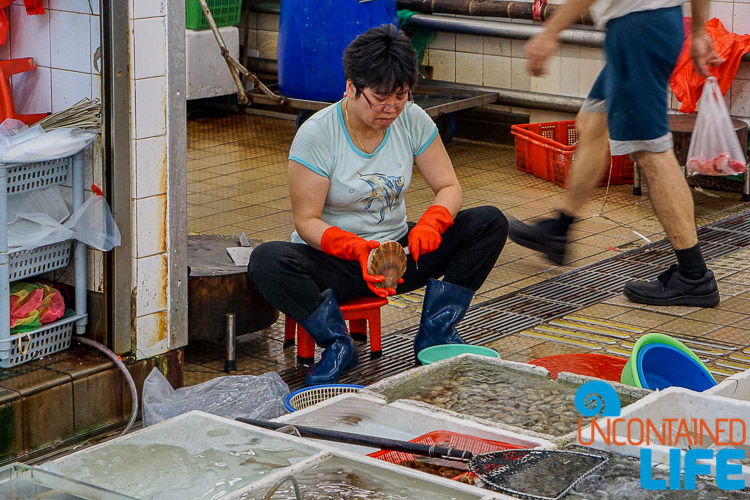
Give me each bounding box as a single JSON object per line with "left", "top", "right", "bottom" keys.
{"left": 247, "top": 80, "right": 499, "bottom": 140}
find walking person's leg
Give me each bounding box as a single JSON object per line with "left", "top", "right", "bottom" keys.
{"left": 621, "top": 150, "right": 718, "bottom": 306}
{"left": 509, "top": 108, "right": 611, "bottom": 264}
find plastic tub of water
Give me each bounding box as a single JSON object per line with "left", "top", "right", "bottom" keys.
{"left": 0, "top": 462, "right": 132, "bottom": 499}
{"left": 418, "top": 344, "right": 500, "bottom": 365}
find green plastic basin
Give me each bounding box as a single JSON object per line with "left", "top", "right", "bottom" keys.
{"left": 417, "top": 344, "right": 500, "bottom": 365}
{"left": 620, "top": 332, "right": 714, "bottom": 388}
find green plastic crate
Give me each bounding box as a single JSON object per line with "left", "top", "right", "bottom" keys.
{"left": 186, "top": 0, "right": 242, "bottom": 31}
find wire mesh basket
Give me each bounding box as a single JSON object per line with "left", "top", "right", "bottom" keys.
{"left": 284, "top": 384, "right": 364, "bottom": 412}
{"left": 0, "top": 315, "right": 79, "bottom": 368}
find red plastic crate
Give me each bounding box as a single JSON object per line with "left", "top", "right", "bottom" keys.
{"left": 367, "top": 430, "right": 526, "bottom": 482}
{"left": 511, "top": 120, "right": 634, "bottom": 187}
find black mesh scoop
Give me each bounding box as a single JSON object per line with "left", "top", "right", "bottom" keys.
{"left": 470, "top": 449, "right": 608, "bottom": 500}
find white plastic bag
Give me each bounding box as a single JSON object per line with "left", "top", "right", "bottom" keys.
{"left": 7, "top": 186, "right": 121, "bottom": 251}
{"left": 0, "top": 118, "right": 97, "bottom": 164}
{"left": 141, "top": 368, "right": 289, "bottom": 427}
{"left": 686, "top": 77, "right": 746, "bottom": 176}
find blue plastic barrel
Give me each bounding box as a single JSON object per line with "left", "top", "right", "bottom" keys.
{"left": 278, "top": 0, "right": 398, "bottom": 102}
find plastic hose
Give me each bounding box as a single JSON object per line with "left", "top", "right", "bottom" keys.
{"left": 76, "top": 336, "right": 138, "bottom": 436}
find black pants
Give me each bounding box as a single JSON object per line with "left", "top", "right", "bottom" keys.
{"left": 248, "top": 206, "right": 508, "bottom": 322}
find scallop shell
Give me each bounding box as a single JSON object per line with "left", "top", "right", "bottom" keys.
{"left": 367, "top": 240, "right": 407, "bottom": 290}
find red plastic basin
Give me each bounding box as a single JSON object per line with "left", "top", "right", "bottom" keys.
{"left": 529, "top": 353, "right": 628, "bottom": 382}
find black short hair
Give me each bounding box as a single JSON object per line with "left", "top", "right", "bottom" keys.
{"left": 343, "top": 24, "right": 418, "bottom": 97}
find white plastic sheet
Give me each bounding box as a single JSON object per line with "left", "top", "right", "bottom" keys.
{"left": 0, "top": 119, "right": 97, "bottom": 164}
{"left": 142, "top": 368, "right": 289, "bottom": 427}
{"left": 7, "top": 185, "right": 121, "bottom": 251}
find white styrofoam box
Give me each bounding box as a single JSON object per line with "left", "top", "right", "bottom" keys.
{"left": 186, "top": 27, "right": 239, "bottom": 100}
{"left": 586, "top": 387, "right": 750, "bottom": 483}
{"left": 42, "top": 411, "right": 507, "bottom": 500}
{"left": 366, "top": 353, "right": 649, "bottom": 445}
{"left": 706, "top": 367, "right": 750, "bottom": 401}
{"left": 276, "top": 391, "right": 554, "bottom": 456}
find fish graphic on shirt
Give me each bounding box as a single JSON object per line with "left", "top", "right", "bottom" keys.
{"left": 357, "top": 172, "right": 404, "bottom": 223}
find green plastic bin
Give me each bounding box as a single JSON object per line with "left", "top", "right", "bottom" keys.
{"left": 186, "top": 0, "right": 242, "bottom": 31}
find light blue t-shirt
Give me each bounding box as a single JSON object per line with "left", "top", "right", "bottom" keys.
{"left": 289, "top": 99, "right": 438, "bottom": 244}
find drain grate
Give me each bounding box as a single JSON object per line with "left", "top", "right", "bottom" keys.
{"left": 520, "top": 282, "right": 616, "bottom": 306}
{"left": 482, "top": 294, "right": 576, "bottom": 320}
{"left": 557, "top": 271, "right": 638, "bottom": 292}
{"left": 697, "top": 227, "right": 750, "bottom": 247}
{"left": 712, "top": 214, "right": 750, "bottom": 233}
{"left": 588, "top": 260, "right": 663, "bottom": 279}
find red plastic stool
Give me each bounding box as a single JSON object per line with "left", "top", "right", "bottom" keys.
{"left": 284, "top": 296, "right": 388, "bottom": 364}
{"left": 0, "top": 58, "right": 48, "bottom": 125}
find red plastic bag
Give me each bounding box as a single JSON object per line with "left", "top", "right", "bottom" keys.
{"left": 686, "top": 77, "right": 746, "bottom": 176}
{"left": 670, "top": 18, "right": 750, "bottom": 114}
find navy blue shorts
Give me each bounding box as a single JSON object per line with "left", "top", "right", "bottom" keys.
{"left": 582, "top": 7, "right": 684, "bottom": 155}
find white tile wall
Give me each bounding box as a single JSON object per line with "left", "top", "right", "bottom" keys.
{"left": 9, "top": 4, "right": 50, "bottom": 65}
{"left": 50, "top": 68, "right": 90, "bottom": 111}
{"left": 414, "top": 5, "right": 749, "bottom": 120}
{"left": 136, "top": 195, "right": 167, "bottom": 258}
{"left": 136, "top": 254, "right": 168, "bottom": 316}
{"left": 133, "top": 17, "right": 167, "bottom": 79}
{"left": 133, "top": 0, "right": 166, "bottom": 19}
{"left": 49, "top": 10, "right": 90, "bottom": 72}
{"left": 134, "top": 311, "right": 169, "bottom": 358}
{"left": 11, "top": 66, "right": 51, "bottom": 115}
{"left": 735, "top": 3, "right": 750, "bottom": 35}
{"left": 128, "top": 0, "right": 172, "bottom": 357}
{"left": 136, "top": 136, "right": 168, "bottom": 199}
{"left": 48, "top": 0, "right": 98, "bottom": 15}
{"left": 134, "top": 76, "right": 167, "bottom": 139}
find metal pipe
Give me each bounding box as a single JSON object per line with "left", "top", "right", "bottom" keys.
{"left": 224, "top": 313, "right": 237, "bottom": 372}
{"left": 397, "top": 0, "right": 593, "bottom": 25}
{"left": 404, "top": 13, "right": 604, "bottom": 48}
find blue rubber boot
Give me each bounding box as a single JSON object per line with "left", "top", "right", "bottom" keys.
{"left": 301, "top": 289, "right": 359, "bottom": 386}
{"left": 414, "top": 278, "right": 474, "bottom": 364}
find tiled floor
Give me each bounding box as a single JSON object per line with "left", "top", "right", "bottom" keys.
{"left": 184, "top": 109, "right": 750, "bottom": 387}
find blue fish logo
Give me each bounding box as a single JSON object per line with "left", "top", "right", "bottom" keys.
{"left": 357, "top": 172, "right": 404, "bottom": 223}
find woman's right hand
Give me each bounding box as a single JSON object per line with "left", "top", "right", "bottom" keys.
{"left": 320, "top": 227, "right": 397, "bottom": 298}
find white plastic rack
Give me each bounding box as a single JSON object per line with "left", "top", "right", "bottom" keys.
{"left": 0, "top": 152, "right": 88, "bottom": 368}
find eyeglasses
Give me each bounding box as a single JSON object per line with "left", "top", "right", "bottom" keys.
{"left": 359, "top": 89, "right": 414, "bottom": 112}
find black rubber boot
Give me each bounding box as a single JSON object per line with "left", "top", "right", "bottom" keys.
{"left": 623, "top": 264, "right": 720, "bottom": 307}
{"left": 300, "top": 289, "right": 359, "bottom": 385}
{"left": 508, "top": 217, "right": 568, "bottom": 265}
{"left": 414, "top": 278, "right": 474, "bottom": 364}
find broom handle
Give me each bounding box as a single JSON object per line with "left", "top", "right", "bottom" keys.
{"left": 236, "top": 417, "right": 474, "bottom": 461}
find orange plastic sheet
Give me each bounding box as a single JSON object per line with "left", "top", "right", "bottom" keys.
{"left": 670, "top": 17, "right": 750, "bottom": 114}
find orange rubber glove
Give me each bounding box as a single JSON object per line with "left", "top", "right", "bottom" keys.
{"left": 320, "top": 226, "right": 399, "bottom": 298}
{"left": 408, "top": 205, "right": 454, "bottom": 263}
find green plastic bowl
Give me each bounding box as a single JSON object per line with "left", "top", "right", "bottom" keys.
{"left": 620, "top": 332, "right": 713, "bottom": 388}
{"left": 417, "top": 344, "right": 500, "bottom": 365}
